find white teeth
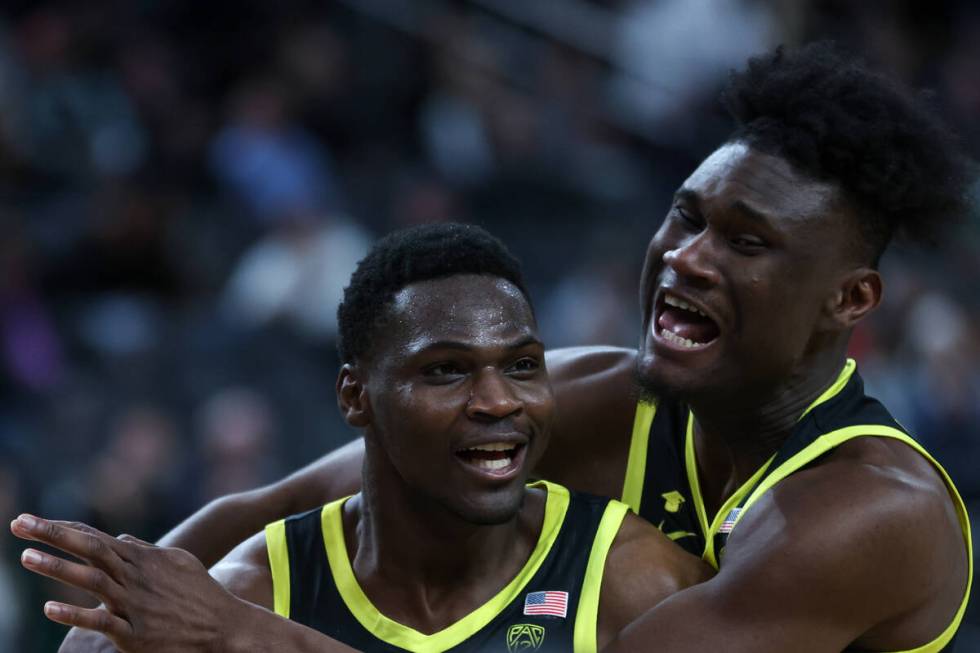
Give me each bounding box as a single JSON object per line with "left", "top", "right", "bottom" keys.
{"left": 661, "top": 327, "right": 700, "bottom": 349}
{"left": 664, "top": 293, "right": 707, "bottom": 317}
{"left": 465, "top": 442, "right": 514, "bottom": 452}
{"left": 475, "top": 457, "right": 512, "bottom": 470}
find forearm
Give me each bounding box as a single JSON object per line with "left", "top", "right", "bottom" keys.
{"left": 224, "top": 601, "right": 361, "bottom": 653}
{"left": 158, "top": 439, "right": 364, "bottom": 567}
{"left": 157, "top": 489, "right": 284, "bottom": 568}
{"left": 601, "top": 581, "right": 850, "bottom": 653}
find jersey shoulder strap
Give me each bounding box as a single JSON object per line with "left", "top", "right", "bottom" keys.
{"left": 623, "top": 397, "right": 704, "bottom": 555}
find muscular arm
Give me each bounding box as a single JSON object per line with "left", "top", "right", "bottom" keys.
{"left": 158, "top": 438, "right": 364, "bottom": 567}
{"left": 596, "top": 512, "right": 713, "bottom": 650}
{"left": 604, "top": 441, "right": 969, "bottom": 652}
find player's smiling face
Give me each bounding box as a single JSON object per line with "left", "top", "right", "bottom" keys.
{"left": 356, "top": 274, "right": 553, "bottom": 525}
{"left": 636, "top": 142, "right": 858, "bottom": 401}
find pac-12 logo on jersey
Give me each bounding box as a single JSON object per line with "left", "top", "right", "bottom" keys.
{"left": 506, "top": 624, "right": 545, "bottom": 652}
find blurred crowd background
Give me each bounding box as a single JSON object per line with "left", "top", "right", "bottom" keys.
{"left": 0, "top": 1, "right": 978, "bottom": 650}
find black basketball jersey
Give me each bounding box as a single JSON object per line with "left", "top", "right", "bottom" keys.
{"left": 618, "top": 359, "right": 972, "bottom": 652}
{"left": 265, "top": 481, "right": 628, "bottom": 653}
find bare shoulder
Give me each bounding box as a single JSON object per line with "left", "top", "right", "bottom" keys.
{"left": 274, "top": 438, "right": 364, "bottom": 514}
{"left": 545, "top": 346, "right": 637, "bottom": 405}
{"left": 607, "top": 512, "right": 713, "bottom": 588}
{"left": 536, "top": 347, "right": 639, "bottom": 495}
{"left": 597, "top": 511, "right": 713, "bottom": 647}
{"left": 764, "top": 435, "right": 963, "bottom": 568}
{"left": 719, "top": 435, "right": 967, "bottom": 649}
{"left": 210, "top": 530, "right": 274, "bottom": 610}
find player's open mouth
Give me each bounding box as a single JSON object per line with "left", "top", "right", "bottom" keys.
{"left": 653, "top": 291, "right": 720, "bottom": 350}
{"left": 455, "top": 441, "right": 526, "bottom": 478}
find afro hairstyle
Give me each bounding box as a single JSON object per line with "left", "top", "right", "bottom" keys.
{"left": 722, "top": 41, "right": 974, "bottom": 264}
{"left": 336, "top": 222, "right": 530, "bottom": 364}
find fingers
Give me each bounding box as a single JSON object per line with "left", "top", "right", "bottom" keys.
{"left": 21, "top": 548, "right": 124, "bottom": 607}
{"left": 11, "top": 515, "right": 130, "bottom": 577}
{"left": 43, "top": 601, "right": 133, "bottom": 642}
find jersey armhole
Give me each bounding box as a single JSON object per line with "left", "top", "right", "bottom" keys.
{"left": 265, "top": 518, "right": 291, "bottom": 618}
{"left": 573, "top": 500, "right": 630, "bottom": 653}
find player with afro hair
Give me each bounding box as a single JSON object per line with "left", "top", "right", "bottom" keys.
{"left": 723, "top": 41, "right": 973, "bottom": 263}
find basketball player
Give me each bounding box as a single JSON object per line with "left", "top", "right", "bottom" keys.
{"left": 14, "top": 224, "right": 709, "bottom": 652}
{"left": 35, "top": 42, "right": 976, "bottom": 651}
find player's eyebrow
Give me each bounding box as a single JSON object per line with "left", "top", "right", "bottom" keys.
{"left": 672, "top": 188, "right": 700, "bottom": 206}
{"left": 504, "top": 335, "right": 544, "bottom": 351}
{"left": 411, "top": 334, "right": 543, "bottom": 355}
{"left": 730, "top": 199, "right": 777, "bottom": 228}
{"left": 674, "top": 188, "right": 778, "bottom": 229}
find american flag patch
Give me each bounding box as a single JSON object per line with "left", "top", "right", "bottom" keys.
{"left": 523, "top": 591, "right": 568, "bottom": 618}
{"left": 718, "top": 507, "right": 741, "bottom": 534}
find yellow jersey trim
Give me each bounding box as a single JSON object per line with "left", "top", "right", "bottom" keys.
{"left": 729, "top": 424, "right": 972, "bottom": 653}
{"left": 799, "top": 358, "right": 856, "bottom": 420}
{"left": 694, "top": 358, "right": 857, "bottom": 567}
{"left": 699, "top": 453, "right": 773, "bottom": 569}
{"left": 621, "top": 401, "right": 657, "bottom": 512}
{"left": 264, "top": 518, "right": 291, "bottom": 618}
{"left": 320, "top": 480, "right": 571, "bottom": 652}
{"left": 573, "top": 500, "right": 630, "bottom": 653}
{"left": 684, "top": 411, "right": 710, "bottom": 541}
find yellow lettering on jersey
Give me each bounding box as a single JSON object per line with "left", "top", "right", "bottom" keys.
{"left": 507, "top": 624, "right": 546, "bottom": 651}
{"left": 666, "top": 530, "right": 697, "bottom": 541}
{"left": 662, "top": 490, "right": 685, "bottom": 513}
{"left": 655, "top": 520, "right": 696, "bottom": 542}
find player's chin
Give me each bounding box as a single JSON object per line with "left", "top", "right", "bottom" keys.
{"left": 635, "top": 349, "right": 719, "bottom": 403}
{"left": 452, "top": 484, "right": 527, "bottom": 526}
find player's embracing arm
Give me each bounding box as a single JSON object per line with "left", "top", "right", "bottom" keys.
{"left": 596, "top": 511, "right": 714, "bottom": 650}
{"left": 603, "top": 447, "right": 970, "bottom": 653}
{"left": 159, "top": 438, "right": 364, "bottom": 568}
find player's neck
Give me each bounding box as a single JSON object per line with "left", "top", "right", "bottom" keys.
{"left": 357, "top": 489, "right": 531, "bottom": 583}
{"left": 689, "top": 351, "right": 849, "bottom": 512}
{"left": 346, "top": 457, "right": 543, "bottom": 631}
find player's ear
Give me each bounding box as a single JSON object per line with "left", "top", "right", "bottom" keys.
{"left": 821, "top": 267, "right": 882, "bottom": 330}
{"left": 337, "top": 363, "right": 371, "bottom": 428}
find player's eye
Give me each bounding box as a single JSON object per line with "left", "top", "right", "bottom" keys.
{"left": 674, "top": 205, "right": 703, "bottom": 231}
{"left": 423, "top": 362, "right": 465, "bottom": 380}
{"left": 506, "top": 357, "right": 540, "bottom": 377}
{"left": 730, "top": 234, "right": 767, "bottom": 254}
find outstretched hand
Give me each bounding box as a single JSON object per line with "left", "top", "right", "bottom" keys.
{"left": 10, "top": 514, "right": 247, "bottom": 652}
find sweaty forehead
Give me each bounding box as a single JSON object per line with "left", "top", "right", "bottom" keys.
{"left": 683, "top": 142, "right": 842, "bottom": 223}
{"left": 387, "top": 275, "right": 536, "bottom": 352}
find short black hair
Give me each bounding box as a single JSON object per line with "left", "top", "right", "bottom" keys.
{"left": 337, "top": 223, "right": 530, "bottom": 364}
{"left": 722, "top": 41, "right": 974, "bottom": 264}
